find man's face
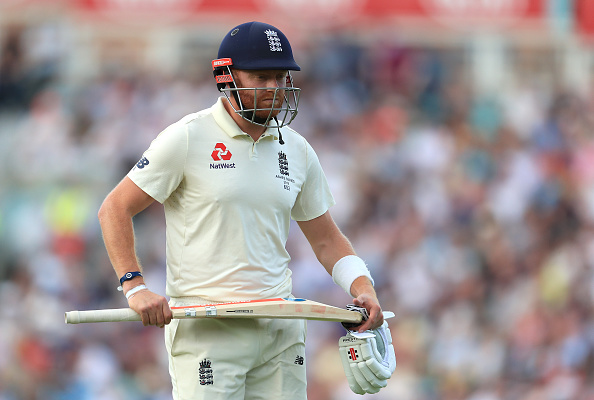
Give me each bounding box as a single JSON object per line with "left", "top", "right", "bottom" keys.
{"left": 231, "top": 69, "right": 289, "bottom": 124}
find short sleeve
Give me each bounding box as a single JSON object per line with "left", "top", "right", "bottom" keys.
{"left": 291, "top": 141, "right": 336, "bottom": 221}
{"left": 127, "top": 124, "right": 188, "bottom": 204}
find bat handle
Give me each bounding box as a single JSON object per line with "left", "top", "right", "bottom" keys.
{"left": 341, "top": 307, "right": 396, "bottom": 330}
{"left": 65, "top": 308, "right": 141, "bottom": 324}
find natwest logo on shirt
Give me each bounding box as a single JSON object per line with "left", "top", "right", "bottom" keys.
{"left": 210, "top": 143, "right": 236, "bottom": 170}
{"left": 211, "top": 143, "right": 232, "bottom": 161}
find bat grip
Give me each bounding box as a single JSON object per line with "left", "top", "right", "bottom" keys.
{"left": 65, "top": 308, "right": 141, "bottom": 324}
{"left": 342, "top": 304, "right": 368, "bottom": 329}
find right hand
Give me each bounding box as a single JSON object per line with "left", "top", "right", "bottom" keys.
{"left": 127, "top": 289, "right": 172, "bottom": 328}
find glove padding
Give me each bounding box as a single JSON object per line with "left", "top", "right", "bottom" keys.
{"left": 338, "top": 321, "right": 396, "bottom": 394}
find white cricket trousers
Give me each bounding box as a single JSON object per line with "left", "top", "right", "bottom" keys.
{"left": 165, "top": 298, "right": 307, "bottom": 400}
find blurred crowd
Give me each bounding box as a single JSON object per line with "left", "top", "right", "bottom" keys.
{"left": 2, "top": 19, "right": 594, "bottom": 400}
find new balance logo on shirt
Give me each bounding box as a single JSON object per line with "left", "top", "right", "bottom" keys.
{"left": 136, "top": 157, "right": 149, "bottom": 169}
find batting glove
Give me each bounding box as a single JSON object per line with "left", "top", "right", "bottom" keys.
{"left": 338, "top": 321, "right": 396, "bottom": 394}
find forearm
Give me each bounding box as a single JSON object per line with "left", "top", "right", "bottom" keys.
{"left": 98, "top": 201, "right": 145, "bottom": 291}
{"left": 297, "top": 212, "right": 372, "bottom": 292}
{"left": 299, "top": 212, "right": 382, "bottom": 330}
{"left": 315, "top": 234, "right": 356, "bottom": 275}
{"left": 97, "top": 178, "right": 170, "bottom": 327}
{"left": 310, "top": 233, "right": 376, "bottom": 299}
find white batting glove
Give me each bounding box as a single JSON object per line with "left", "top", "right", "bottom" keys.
{"left": 338, "top": 321, "right": 396, "bottom": 394}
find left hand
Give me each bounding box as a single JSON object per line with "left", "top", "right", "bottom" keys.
{"left": 352, "top": 293, "right": 384, "bottom": 332}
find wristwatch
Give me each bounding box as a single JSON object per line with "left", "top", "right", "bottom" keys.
{"left": 117, "top": 271, "right": 143, "bottom": 291}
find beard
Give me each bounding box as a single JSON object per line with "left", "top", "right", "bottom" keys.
{"left": 233, "top": 88, "right": 284, "bottom": 124}
{"left": 237, "top": 99, "right": 283, "bottom": 125}
{"left": 240, "top": 106, "right": 283, "bottom": 125}
{"left": 240, "top": 110, "right": 271, "bottom": 125}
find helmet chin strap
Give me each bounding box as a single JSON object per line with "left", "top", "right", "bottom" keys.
{"left": 274, "top": 117, "right": 285, "bottom": 145}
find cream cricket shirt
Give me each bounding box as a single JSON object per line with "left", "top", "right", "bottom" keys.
{"left": 128, "top": 97, "right": 335, "bottom": 301}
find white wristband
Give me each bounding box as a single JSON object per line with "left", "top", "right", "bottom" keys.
{"left": 125, "top": 284, "right": 148, "bottom": 300}
{"left": 332, "top": 255, "right": 374, "bottom": 297}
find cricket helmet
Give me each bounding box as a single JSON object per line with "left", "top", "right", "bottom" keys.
{"left": 212, "top": 21, "right": 301, "bottom": 129}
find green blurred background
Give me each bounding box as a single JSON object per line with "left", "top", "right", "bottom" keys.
{"left": 1, "top": 0, "right": 594, "bottom": 399}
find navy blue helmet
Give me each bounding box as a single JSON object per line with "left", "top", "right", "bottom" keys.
{"left": 212, "top": 22, "right": 301, "bottom": 129}
{"left": 218, "top": 21, "right": 300, "bottom": 71}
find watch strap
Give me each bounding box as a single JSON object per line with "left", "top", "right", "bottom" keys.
{"left": 119, "top": 271, "right": 143, "bottom": 286}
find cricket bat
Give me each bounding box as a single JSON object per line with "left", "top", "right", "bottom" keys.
{"left": 65, "top": 297, "right": 384, "bottom": 324}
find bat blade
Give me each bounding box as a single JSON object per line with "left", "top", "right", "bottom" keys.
{"left": 65, "top": 298, "right": 363, "bottom": 324}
